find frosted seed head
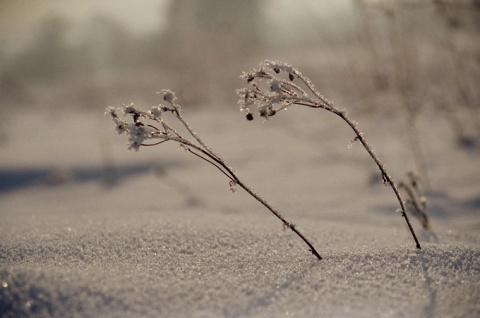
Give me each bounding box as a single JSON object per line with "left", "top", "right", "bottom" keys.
{"left": 128, "top": 141, "right": 141, "bottom": 152}
{"left": 236, "top": 88, "right": 255, "bottom": 113}
{"left": 149, "top": 106, "right": 163, "bottom": 119}
{"left": 240, "top": 71, "right": 256, "bottom": 82}
{"left": 259, "top": 107, "right": 276, "bottom": 118}
{"left": 123, "top": 103, "right": 136, "bottom": 115}
{"left": 158, "top": 89, "right": 177, "bottom": 104}
{"left": 263, "top": 60, "right": 295, "bottom": 74}
{"left": 270, "top": 79, "right": 281, "bottom": 93}
{"left": 113, "top": 118, "right": 127, "bottom": 135}
{"left": 127, "top": 124, "right": 150, "bottom": 151}
{"left": 105, "top": 106, "right": 117, "bottom": 117}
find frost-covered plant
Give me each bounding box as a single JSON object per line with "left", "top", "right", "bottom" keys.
{"left": 237, "top": 60, "right": 422, "bottom": 249}
{"left": 399, "top": 172, "right": 429, "bottom": 230}
{"left": 106, "top": 89, "right": 322, "bottom": 260}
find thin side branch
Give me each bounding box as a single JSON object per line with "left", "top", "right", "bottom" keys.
{"left": 185, "top": 148, "right": 235, "bottom": 182}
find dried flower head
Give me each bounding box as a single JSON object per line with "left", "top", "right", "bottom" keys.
{"left": 149, "top": 105, "right": 163, "bottom": 119}
{"left": 158, "top": 89, "right": 177, "bottom": 105}
{"left": 105, "top": 102, "right": 171, "bottom": 151}
{"left": 236, "top": 60, "right": 332, "bottom": 120}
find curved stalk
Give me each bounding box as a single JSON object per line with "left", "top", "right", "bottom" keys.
{"left": 107, "top": 96, "right": 323, "bottom": 261}
{"left": 238, "top": 60, "right": 422, "bottom": 250}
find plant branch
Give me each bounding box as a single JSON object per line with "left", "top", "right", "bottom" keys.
{"left": 106, "top": 94, "right": 323, "bottom": 260}
{"left": 238, "top": 60, "right": 422, "bottom": 250}
{"left": 185, "top": 147, "right": 235, "bottom": 182}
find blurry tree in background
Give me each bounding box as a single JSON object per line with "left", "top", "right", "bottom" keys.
{"left": 341, "top": 0, "right": 480, "bottom": 183}
{"left": 16, "top": 16, "right": 72, "bottom": 82}
{"left": 0, "top": 0, "right": 266, "bottom": 109}
{"left": 80, "top": 15, "right": 133, "bottom": 75}
{"left": 153, "top": 0, "right": 265, "bottom": 103}
{"left": 0, "top": 0, "right": 479, "bottom": 132}
{"left": 0, "top": 0, "right": 479, "bottom": 189}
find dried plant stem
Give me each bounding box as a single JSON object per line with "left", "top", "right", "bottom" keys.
{"left": 233, "top": 178, "right": 322, "bottom": 260}
{"left": 106, "top": 94, "right": 322, "bottom": 260}
{"left": 303, "top": 86, "right": 421, "bottom": 249}
{"left": 238, "top": 60, "right": 422, "bottom": 250}
{"left": 299, "top": 102, "right": 421, "bottom": 249}
{"left": 399, "top": 174, "right": 429, "bottom": 230}
{"left": 174, "top": 112, "right": 323, "bottom": 260}
{"left": 198, "top": 151, "right": 323, "bottom": 259}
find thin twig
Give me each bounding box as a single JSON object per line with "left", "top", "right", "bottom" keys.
{"left": 185, "top": 148, "right": 235, "bottom": 182}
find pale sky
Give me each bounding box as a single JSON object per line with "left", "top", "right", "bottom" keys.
{"left": 0, "top": 0, "right": 167, "bottom": 54}
{"left": 0, "top": 0, "right": 352, "bottom": 55}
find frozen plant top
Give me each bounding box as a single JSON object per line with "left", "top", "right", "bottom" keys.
{"left": 105, "top": 89, "right": 185, "bottom": 152}
{"left": 236, "top": 60, "right": 336, "bottom": 121}
{"left": 105, "top": 88, "right": 224, "bottom": 185}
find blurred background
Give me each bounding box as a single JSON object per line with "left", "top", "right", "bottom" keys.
{"left": 1, "top": 0, "right": 478, "bottom": 114}
{"left": 0, "top": 0, "right": 355, "bottom": 109}
{"left": 2, "top": 3, "right": 480, "bottom": 316}
{"left": 0, "top": 0, "right": 479, "bottom": 192}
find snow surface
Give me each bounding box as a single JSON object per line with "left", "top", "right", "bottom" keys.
{"left": 1, "top": 105, "right": 479, "bottom": 317}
